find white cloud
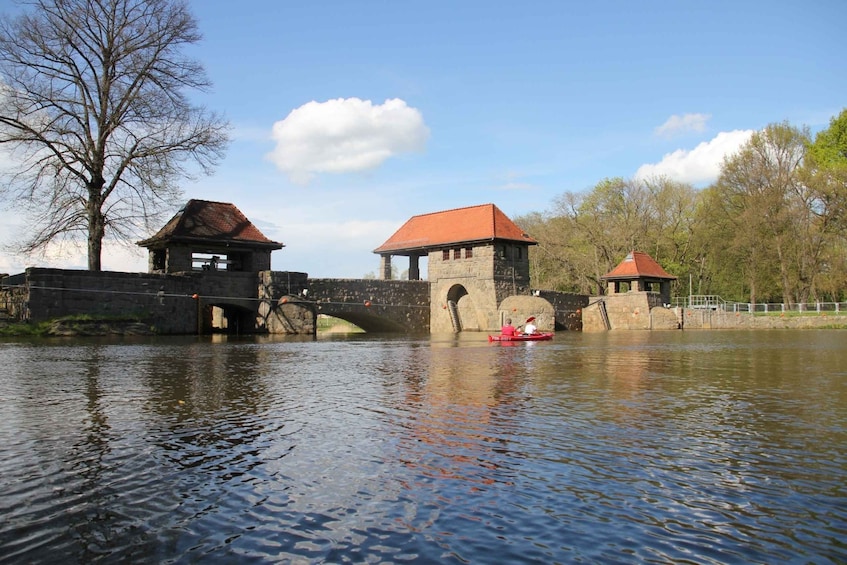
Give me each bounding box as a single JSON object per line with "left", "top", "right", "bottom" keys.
{"left": 655, "top": 113, "right": 711, "bottom": 138}
{"left": 266, "top": 98, "right": 429, "bottom": 184}
{"left": 635, "top": 129, "right": 755, "bottom": 185}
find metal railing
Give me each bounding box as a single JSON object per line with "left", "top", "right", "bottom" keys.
{"left": 673, "top": 295, "right": 847, "bottom": 315}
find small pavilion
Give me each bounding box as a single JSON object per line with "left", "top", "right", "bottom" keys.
{"left": 137, "top": 199, "right": 283, "bottom": 274}
{"left": 601, "top": 250, "right": 677, "bottom": 305}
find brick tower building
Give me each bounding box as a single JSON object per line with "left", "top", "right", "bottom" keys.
{"left": 374, "top": 203, "right": 537, "bottom": 332}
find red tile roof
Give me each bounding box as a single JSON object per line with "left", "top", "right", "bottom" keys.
{"left": 138, "top": 199, "right": 283, "bottom": 249}
{"left": 602, "top": 251, "right": 676, "bottom": 280}
{"left": 373, "top": 203, "right": 536, "bottom": 254}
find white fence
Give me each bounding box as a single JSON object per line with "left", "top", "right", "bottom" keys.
{"left": 673, "top": 295, "right": 847, "bottom": 314}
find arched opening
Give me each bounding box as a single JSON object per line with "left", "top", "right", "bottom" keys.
{"left": 317, "top": 311, "right": 406, "bottom": 333}
{"left": 206, "top": 303, "right": 255, "bottom": 334}
{"left": 445, "top": 284, "right": 480, "bottom": 332}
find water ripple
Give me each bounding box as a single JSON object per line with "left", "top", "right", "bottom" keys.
{"left": 0, "top": 332, "right": 845, "bottom": 563}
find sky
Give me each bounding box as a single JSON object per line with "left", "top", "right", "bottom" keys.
{"left": 1, "top": 0, "right": 846, "bottom": 278}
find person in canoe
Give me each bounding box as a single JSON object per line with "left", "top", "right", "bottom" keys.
{"left": 501, "top": 318, "right": 517, "bottom": 337}
{"left": 522, "top": 317, "right": 538, "bottom": 335}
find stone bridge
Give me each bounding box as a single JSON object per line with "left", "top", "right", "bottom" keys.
{"left": 1, "top": 268, "right": 432, "bottom": 335}
{"left": 309, "top": 278, "right": 430, "bottom": 332}
{"left": 258, "top": 272, "right": 430, "bottom": 333}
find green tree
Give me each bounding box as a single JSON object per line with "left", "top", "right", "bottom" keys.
{"left": 801, "top": 109, "right": 847, "bottom": 300}
{"left": 713, "top": 122, "right": 809, "bottom": 304}
{"left": 521, "top": 176, "right": 698, "bottom": 297}
{"left": 0, "top": 0, "right": 229, "bottom": 270}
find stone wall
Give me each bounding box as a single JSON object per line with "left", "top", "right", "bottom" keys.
{"left": 257, "top": 271, "right": 314, "bottom": 334}
{"left": 536, "top": 290, "right": 590, "bottom": 331}
{"left": 428, "top": 242, "right": 533, "bottom": 332}
{"left": 582, "top": 292, "right": 681, "bottom": 332}
{"left": 682, "top": 309, "right": 847, "bottom": 330}
{"left": 4, "top": 267, "right": 201, "bottom": 334}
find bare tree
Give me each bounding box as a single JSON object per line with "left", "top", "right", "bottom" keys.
{"left": 0, "top": 0, "right": 228, "bottom": 270}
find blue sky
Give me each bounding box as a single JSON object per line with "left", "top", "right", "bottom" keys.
{"left": 1, "top": 0, "right": 845, "bottom": 278}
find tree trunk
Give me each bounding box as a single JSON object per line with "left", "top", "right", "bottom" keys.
{"left": 87, "top": 185, "right": 105, "bottom": 271}
{"left": 774, "top": 237, "right": 793, "bottom": 306}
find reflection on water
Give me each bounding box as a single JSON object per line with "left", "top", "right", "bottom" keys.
{"left": 0, "top": 331, "right": 845, "bottom": 563}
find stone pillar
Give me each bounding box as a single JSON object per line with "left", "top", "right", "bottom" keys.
{"left": 608, "top": 281, "right": 617, "bottom": 295}
{"left": 380, "top": 255, "right": 392, "bottom": 280}
{"left": 409, "top": 255, "right": 420, "bottom": 280}
{"left": 631, "top": 279, "right": 641, "bottom": 292}
{"left": 660, "top": 281, "right": 671, "bottom": 305}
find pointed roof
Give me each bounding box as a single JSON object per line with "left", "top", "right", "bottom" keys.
{"left": 374, "top": 203, "right": 536, "bottom": 254}
{"left": 602, "top": 251, "right": 676, "bottom": 281}
{"left": 137, "top": 199, "right": 283, "bottom": 249}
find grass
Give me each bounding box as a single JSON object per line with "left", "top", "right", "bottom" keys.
{"left": 0, "top": 313, "right": 151, "bottom": 337}
{"left": 316, "top": 315, "right": 364, "bottom": 333}
{"left": 0, "top": 320, "right": 53, "bottom": 337}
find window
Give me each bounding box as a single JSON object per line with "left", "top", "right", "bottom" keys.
{"left": 193, "top": 252, "right": 230, "bottom": 271}
{"left": 465, "top": 247, "right": 473, "bottom": 259}
{"left": 453, "top": 248, "right": 461, "bottom": 260}
{"left": 152, "top": 249, "right": 166, "bottom": 271}
{"left": 443, "top": 249, "right": 450, "bottom": 261}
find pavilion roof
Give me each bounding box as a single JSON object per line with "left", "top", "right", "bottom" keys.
{"left": 137, "top": 199, "right": 283, "bottom": 249}
{"left": 373, "top": 203, "right": 536, "bottom": 254}
{"left": 601, "top": 251, "right": 677, "bottom": 280}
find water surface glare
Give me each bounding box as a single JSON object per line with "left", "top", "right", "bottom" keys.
{"left": 0, "top": 330, "right": 845, "bottom": 563}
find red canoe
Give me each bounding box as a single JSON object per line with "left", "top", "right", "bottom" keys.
{"left": 488, "top": 332, "right": 554, "bottom": 342}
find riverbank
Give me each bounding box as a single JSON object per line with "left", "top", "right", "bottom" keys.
{"left": 683, "top": 309, "right": 847, "bottom": 330}
{"left": 0, "top": 314, "right": 365, "bottom": 337}
{"left": 2, "top": 312, "right": 845, "bottom": 337}
{"left": 0, "top": 316, "right": 156, "bottom": 337}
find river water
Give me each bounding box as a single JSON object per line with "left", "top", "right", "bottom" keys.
{"left": 0, "top": 330, "right": 844, "bottom": 564}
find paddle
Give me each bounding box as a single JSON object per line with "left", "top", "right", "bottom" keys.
{"left": 517, "top": 316, "right": 536, "bottom": 332}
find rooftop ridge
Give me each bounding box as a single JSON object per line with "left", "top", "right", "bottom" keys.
{"left": 405, "top": 202, "right": 496, "bottom": 219}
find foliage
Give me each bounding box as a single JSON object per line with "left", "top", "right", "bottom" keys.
{"left": 0, "top": 0, "right": 229, "bottom": 270}
{"left": 518, "top": 113, "right": 847, "bottom": 304}
{"left": 518, "top": 176, "right": 699, "bottom": 296}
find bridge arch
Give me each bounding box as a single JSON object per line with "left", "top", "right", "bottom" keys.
{"left": 204, "top": 301, "right": 256, "bottom": 334}
{"left": 258, "top": 274, "right": 431, "bottom": 334}
{"left": 316, "top": 308, "right": 408, "bottom": 333}
{"left": 445, "top": 283, "right": 484, "bottom": 331}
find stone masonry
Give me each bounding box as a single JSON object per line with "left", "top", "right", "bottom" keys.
{"left": 428, "top": 241, "right": 533, "bottom": 332}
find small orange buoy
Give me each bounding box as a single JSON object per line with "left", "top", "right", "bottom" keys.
{"left": 191, "top": 294, "right": 199, "bottom": 299}
{"left": 280, "top": 297, "right": 288, "bottom": 304}
{"left": 364, "top": 300, "right": 372, "bottom": 307}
